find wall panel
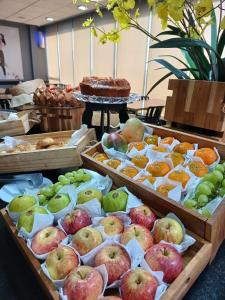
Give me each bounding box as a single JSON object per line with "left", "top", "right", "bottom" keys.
{"left": 45, "top": 24, "right": 59, "bottom": 83}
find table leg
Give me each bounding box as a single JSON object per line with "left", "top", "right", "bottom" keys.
{"left": 119, "top": 104, "right": 129, "bottom": 123}
{"left": 82, "top": 107, "right": 93, "bottom": 128}
{"left": 107, "top": 110, "right": 110, "bottom": 133}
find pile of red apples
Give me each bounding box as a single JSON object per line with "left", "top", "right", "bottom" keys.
{"left": 11, "top": 188, "right": 186, "bottom": 300}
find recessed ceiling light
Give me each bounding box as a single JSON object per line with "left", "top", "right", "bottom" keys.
{"left": 78, "top": 5, "right": 88, "bottom": 11}
{"left": 46, "top": 17, "right": 54, "bottom": 22}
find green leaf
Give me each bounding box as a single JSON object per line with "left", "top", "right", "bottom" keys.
{"left": 181, "top": 50, "right": 199, "bottom": 79}
{"left": 217, "top": 30, "right": 225, "bottom": 57}
{"left": 211, "top": 9, "right": 217, "bottom": 64}
{"left": 159, "top": 55, "right": 199, "bottom": 79}
{"left": 152, "top": 59, "right": 191, "bottom": 79}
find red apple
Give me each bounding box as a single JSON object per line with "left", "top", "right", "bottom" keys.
{"left": 62, "top": 209, "right": 92, "bottom": 234}
{"left": 145, "top": 243, "right": 183, "bottom": 283}
{"left": 121, "top": 268, "right": 158, "bottom": 300}
{"left": 153, "top": 217, "right": 184, "bottom": 244}
{"left": 94, "top": 244, "right": 131, "bottom": 284}
{"left": 64, "top": 265, "right": 103, "bottom": 300}
{"left": 72, "top": 227, "right": 103, "bottom": 256}
{"left": 120, "top": 224, "right": 153, "bottom": 251}
{"left": 46, "top": 245, "right": 79, "bottom": 280}
{"left": 129, "top": 205, "right": 157, "bottom": 230}
{"left": 100, "top": 216, "right": 124, "bottom": 236}
{"left": 31, "top": 226, "right": 66, "bottom": 255}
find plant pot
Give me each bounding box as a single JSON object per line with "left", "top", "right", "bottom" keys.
{"left": 164, "top": 79, "right": 225, "bottom": 132}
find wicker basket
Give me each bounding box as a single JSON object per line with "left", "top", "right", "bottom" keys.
{"left": 38, "top": 105, "right": 85, "bottom": 132}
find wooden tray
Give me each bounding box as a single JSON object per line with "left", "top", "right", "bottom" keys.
{"left": 0, "top": 110, "right": 36, "bottom": 138}
{"left": 0, "top": 204, "right": 212, "bottom": 300}
{"left": 81, "top": 125, "right": 225, "bottom": 261}
{"left": 0, "top": 129, "right": 96, "bottom": 174}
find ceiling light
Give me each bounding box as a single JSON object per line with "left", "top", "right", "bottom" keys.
{"left": 78, "top": 5, "right": 88, "bottom": 10}
{"left": 46, "top": 17, "right": 54, "bottom": 22}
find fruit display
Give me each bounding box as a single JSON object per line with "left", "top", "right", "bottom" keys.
{"left": 5, "top": 167, "right": 200, "bottom": 300}
{"left": 92, "top": 118, "right": 223, "bottom": 216}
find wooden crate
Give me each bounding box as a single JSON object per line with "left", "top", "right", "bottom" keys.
{"left": 81, "top": 124, "right": 225, "bottom": 261}
{"left": 165, "top": 79, "right": 225, "bottom": 132}
{"left": 0, "top": 129, "right": 96, "bottom": 174}
{"left": 0, "top": 203, "right": 212, "bottom": 300}
{"left": 38, "top": 106, "right": 85, "bottom": 132}
{"left": 0, "top": 110, "right": 36, "bottom": 138}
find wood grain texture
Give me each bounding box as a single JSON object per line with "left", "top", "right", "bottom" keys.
{"left": 81, "top": 124, "right": 225, "bottom": 260}
{"left": 165, "top": 79, "right": 225, "bottom": 132}
{"left": 0, "top": 205, "right": 211, "bottom": 300}
{"left": 0, "top": 129, "right": 96, "bottom": 174}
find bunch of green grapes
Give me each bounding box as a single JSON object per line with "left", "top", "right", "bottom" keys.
{"left": 38, "top": 169, "right": 92, "bottom": 206}
{"left": 184, "top": 163, "right": 225, "bottom": 217}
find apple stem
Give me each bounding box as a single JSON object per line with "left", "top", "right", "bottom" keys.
{"left": 112, "top": 192, "right": 119, "bottom": 199}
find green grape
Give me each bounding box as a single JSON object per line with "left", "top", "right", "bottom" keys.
{"left": 38, "top": 194, "right": 47, "bottom": 206}
{"left": 215, "top": 164, "right": 225, "bottom": 173}
{"left": 82, "top": 173, "right": 92, "bottom": 182}
{"left": 184, "top": 199, "right": 197, "bottom": 209}
{"left": 58, "top": 175, "right": 70, "bottom": 185}
{"left": 222, "top": 162, "right": 225, "bottom": 169}
{"left": 54, "top": 182, "right": 63, "bottom": 193}
{"left": 65, "top": 172, "right": 74, "bottom": 178}
{"left": 197, "top": 183, "right": 212, "bottom": 196}
{"left": 222, "top": 179, "right": 225, "bottom": 188}
{"left": 203, "top": 181, "right": 215, "bottom": 191}
{"left": 218, "top": 187, "right": 225, "bottom": 197}
{"left": 212, "top": 170, "right": 223, "bottom": 182}
{"left": 201, "top": 208, "right": 212, "bottom": 218}
{"left": 73, "top": 173, "right": 84, "bottom": 182}
{"left": 203, "top": 173, "right": 218, "bottom": 185}
{"left": 197, "top": 194, "right": 209, "bottom": 207}
{"left": 39, "top": 186, "right": 55, "bottom": 198}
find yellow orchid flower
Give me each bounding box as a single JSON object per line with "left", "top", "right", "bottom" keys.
{"left": 221, "top": 16, "right": 225, "bottom": 29}
{"left": 195, "top": 0, "right": 213, "bottom": 18}
{"left": 156, "top": 2, "right": 169, "bottom": 29}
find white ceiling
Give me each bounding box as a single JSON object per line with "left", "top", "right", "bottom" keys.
{"left": 0, "top": 0, "right": 96, "bottom": 26}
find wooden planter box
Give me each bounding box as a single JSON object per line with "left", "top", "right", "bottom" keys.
{"left": 0, "top": 110, "right": 36, "bottom": 138}
{"left": 165, "top": 79, "right": 225, "bottom": 132}
{"left": 81, "top": 125, "right": 225, "bottom": 261}
{"left": 0, "top": 129, "right": 96, "bottom": 174}
{"left": 0, "top": 201, "right": 212, "bottom": 300}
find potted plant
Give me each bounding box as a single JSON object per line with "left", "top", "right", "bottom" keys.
{"left": 73, "top": 0, "right": 225, "bottom": 132}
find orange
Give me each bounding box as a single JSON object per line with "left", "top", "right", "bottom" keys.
{"left": 94, "top": 152, "right": 109, "bottom": 162}
{"left": 157, "top": 184, "right": 175, "bottom": 197}
{"left": 188, "top": 161, "right": 208, "bottom": 177}
{"left": 167, "top": 152, "right": 185, "bottom": 167}
{"left": 131, "top": 155, "right": 149, "bottom": 169}
{"left": 128, "top": 142, "right": 145, "bottom": 152}
{"left": 152, "top": 146, "right": 167, "bottom": 153}
{"left": 168, "top": 170, "right": 190, "bottom": 188}
{"left": 120, "top": 166, "right": 139, "bottom": 178}
{"left": 173, "top": 142, "right": 194, "bottom": 154}
{"left": 194, "top": 148, "right": 217, "bottom": 165}
{"left": 146, "top": 161, "right": 171, "bottom": 177}
{"left": 144, "top": 135, "right": 158, "bottom": 146}
{"left": 138, "top": 175, "right": 156, "bottom": 185}
{"left": 107, "top": 159, "right": 121, "bottom": 169}
{"left": 160, "top": 137, "right": 174, "bottom": 145}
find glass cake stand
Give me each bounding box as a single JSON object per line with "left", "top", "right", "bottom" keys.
{"left": 74, "top": 92, "right": 140, "bottom": 104}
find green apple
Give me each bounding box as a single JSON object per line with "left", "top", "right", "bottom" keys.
{"left": 103, "top": 190, "right": 128, "bottom": 212}
{"left": 77, "top": 188, "right": 103, "bottom": 205}
{"left": 18, "top": 206, "right": 48, "bottom": 233}
{"left": 9, "top": 195, "right": 36, "bottom": 213}
{"left": 47, "top": 194, "right": 70, "bottom": 213}
{"left": 39, "top": 186, "right": 55, "bottom": 198}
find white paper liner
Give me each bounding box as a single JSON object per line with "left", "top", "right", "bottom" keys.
{"left": 67, "top": 125, "right": 88, "bottom": 146}
{"left": 154, "top": 177, "right": 182, "bottom": 202}
{"left": 41, "top": 245, "right": 81, "bottom": 288}
{"left": 59, "top": 264, "right": 108, "bottom": 300}
{"left": 76, "top": 199, "right": 102, "bottom": 218}
{"left": 27, "top": 227, "right": 69, "bottom": 260}
{"left": 133, "top": 169, "right": 156, "bottom": 189}
{"left": 146, "top": 146, "right": 170, "bottom": 162}
{"left": 126, "top": 142, "right": 148, "bottom": 159}
{"left": 7, "top": 197, "right": 38, "bottom": 223}
{"left": 186, "top": 147, "right": 220, "bottom": 171}
{"left": 152, "top": 213, "right": 196, "bottom": 253}
{"left": 17, "top": 209, "right": 54, "bottom": 240}
{"left": 165, "top": 165, "right": 198, "bottom": 193}
{"left": 119, "top": 266, "right": 167, "bottom": 300}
